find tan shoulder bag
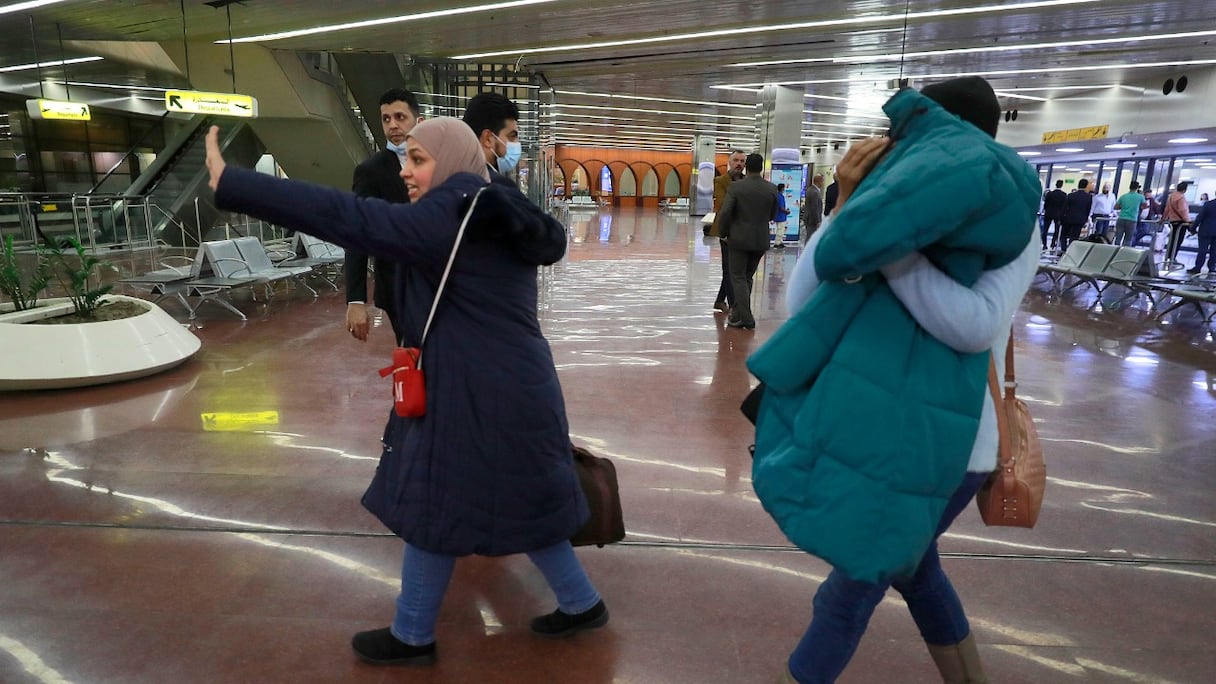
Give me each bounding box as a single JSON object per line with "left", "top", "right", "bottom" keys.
{"left": 976, "top": 330, "right": 1047, "bottom": 527}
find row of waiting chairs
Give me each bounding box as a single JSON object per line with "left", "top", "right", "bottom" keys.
{"left": 1037, "top": 242, "right": 1216, "bottom": 324}
{"left": 119, "top": 233, "right": 344, "bottom": 320}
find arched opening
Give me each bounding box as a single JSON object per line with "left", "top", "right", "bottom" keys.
{"left": 619, "top": 167, "right": 637, "bottom": 196}
{"left": 663, "top": 170, "right": 680, "bottom": 197}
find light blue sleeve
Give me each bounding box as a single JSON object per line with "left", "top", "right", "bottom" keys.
{"left": 785, "top": 221, "right": 830, "bottom": 316}
{"left": 881, "top": 236, "right": 1040, "bottom": 353}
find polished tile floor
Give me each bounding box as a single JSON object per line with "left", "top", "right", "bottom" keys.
{"left": 2, "top": 208, "right": 1215, "bottom": 683}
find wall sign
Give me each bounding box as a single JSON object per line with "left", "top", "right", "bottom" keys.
{"left": 166, "top": 90, "right": 258, "bottom": 118}
{"left": 26, "top": 99, "right": 91, "bottom": 121}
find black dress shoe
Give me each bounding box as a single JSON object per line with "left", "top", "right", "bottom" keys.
{"left": 1186, "top": 267, "right": 1202, "bottom": 275}
{"left": 530, "top": 600, "right": 609, "bottom": 637}
{"left": 727, "top": 320, "right": 756, "bottom": 330}
{"left": 351, "top": 627, "right": 436, "bottom": 665}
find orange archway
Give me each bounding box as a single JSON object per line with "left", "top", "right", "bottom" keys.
{"left": 557, "top": 146, "right": 697, "bottom": 208}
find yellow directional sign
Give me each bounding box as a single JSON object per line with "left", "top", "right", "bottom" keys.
{"left": 166, "top": 90, "right": 258, "bottom": 118}
{"left": 1041, "top": 125, "right": 1109, "bottom": 144}
{"left": 200, "top": 410, "right": 280, "bottom": 432}
{"left": 25, "top": 98, "right": 91, "bottom": 121}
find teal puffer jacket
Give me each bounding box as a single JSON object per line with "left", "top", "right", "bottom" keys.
{"left": 748, "top": 88, "right": 1041, "bottom": 583}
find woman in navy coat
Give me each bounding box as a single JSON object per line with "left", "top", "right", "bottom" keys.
{"left": 205, "top": 118, "right": 607, "bottom": 665}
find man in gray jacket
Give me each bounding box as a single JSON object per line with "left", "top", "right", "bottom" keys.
{"left": 719, "top": 153, "right": 779, "bottom": 329}
{"left": 802, "top": 173, "right": 824, "bottom": 243}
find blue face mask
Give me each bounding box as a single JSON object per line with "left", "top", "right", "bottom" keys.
{"left": 494, "top": 134, "right": 522, "bottom": 173}
{"left": 386, "top": 140, "right": 407, "bottom": 156}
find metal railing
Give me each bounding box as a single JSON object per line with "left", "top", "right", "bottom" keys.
{"left": 0, "top": 191, "right": 158, "bottom": 253}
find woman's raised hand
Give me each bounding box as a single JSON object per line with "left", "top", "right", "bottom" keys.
{"left": 833, "top": 136, "right": 890, "bottom": 214}
{"left": 205, "top": 125, "right": 226, "bottom": 192}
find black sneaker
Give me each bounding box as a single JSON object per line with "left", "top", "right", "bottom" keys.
{"left": 530, "top": 599, "right": 609, "bottom": 637}
{"left": 351, "top": 627, "right": 437, "bottom": 666}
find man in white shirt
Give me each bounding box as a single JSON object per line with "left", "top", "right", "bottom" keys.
{"left": 1091, "top": 183, "right": 1116, "bottom": 240}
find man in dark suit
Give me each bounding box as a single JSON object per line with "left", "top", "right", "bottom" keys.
{"left": 1061, "top": 178, "right": 1093, "bottom": 254}
{"left": 1041, "top": 179, "right": 1068, "bottom": 250}
{"left": 1186, "top": 195, "right": 1216, "bottom": 274}
{"left": 719, "top": 153, "right": 779, "bottom": 330}
{"left": 346, "top": 88, "right": 420, "bottom": 344}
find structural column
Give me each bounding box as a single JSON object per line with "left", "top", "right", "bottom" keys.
{"left": 757, "top": 85, "right": 803, "bottom": 163}
{"left": 757, "top": 85, "right": 805, "bottom": 235}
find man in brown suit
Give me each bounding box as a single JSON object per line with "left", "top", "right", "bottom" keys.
{"left": 710, "top": 150, "right": 747, "bottom": 312}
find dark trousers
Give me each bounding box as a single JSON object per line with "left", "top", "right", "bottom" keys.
{"left": 1194, "top": 235, "right": 1216, "bottom": 272}
{"left": 1059, "top": 223, "right": 1084, "bottom": 254}
{"left": 1092, "top": 217, "right": 1112, "bottom": 239}
{"left": 727, "top": 247, "right": 765, "bottom": 326}
{"left": 1041, "top": 216, "right": 1063, "bottom": 248}
{"left": 716, "top": 239, "right": 734, "bottom": 306}
{"left": 1167, "top": 221, "right": 1188, "bottom": 261}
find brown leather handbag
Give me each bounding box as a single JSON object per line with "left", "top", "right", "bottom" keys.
{"left": 976, "top": 331, "right": 1046, "bottom": 528}
{"left": 570, "top": 445, "right": 626, "bottom": 547}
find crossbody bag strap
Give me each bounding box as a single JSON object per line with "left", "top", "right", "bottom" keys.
{"left": 987, "top": 353, "right": 1012, "bottom": 469}
{"left": 1003, "top": 327, "right": 1016, "bottom": 401}
{"left": 418, "top": 186, "right": 487, "bottom": 367}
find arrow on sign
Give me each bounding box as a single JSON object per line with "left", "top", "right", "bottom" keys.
{"left": 169, "top": 94, "right": 183, "bottom": 109}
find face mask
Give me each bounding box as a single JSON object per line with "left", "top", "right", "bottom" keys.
{"left": 494, "top": 135, "right": 522, "bottom": 173}
{"left": 386, "top": 140, "right": 407, "bottom": 156}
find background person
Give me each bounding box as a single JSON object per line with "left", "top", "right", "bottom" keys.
{"left": 1041, "top": 180, "right": 1067, "bottom": 250}
{"left": 346, "top": 88, "right": 420, "bottom": 344}
{"left": 802, "top": 174, "right": 824, "bottom": 243}
{"left": 1113, "top": 181, "right": 1145, "bottom": 246}
{"left": 773, "top": 182, "right": 790, "bottom": 249}
{"left": 1061, "top": 178, "right": 1093, "bottom": 252}
{"left": 463, "top": 92, "right": 523, "bottom": 176}
{"left": 204, "top": 118, "right": 607, "bottom": 667}
{"left": 710, "top": 150, "right": 747, "bottom": 313}
{"left": 718, "top": 153, "right": 778, "bottom": 330}
{"left": 1163, "top": 181, "right": 1193, "bottom": 263}
{"left": 1187, "top": 194, "right": 1216, "bottom": 274}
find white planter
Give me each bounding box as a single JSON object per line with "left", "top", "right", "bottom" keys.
{"left": 0, "top": 295, "right": 202, "bottom": 390}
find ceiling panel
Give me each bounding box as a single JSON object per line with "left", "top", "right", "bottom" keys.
{"left": 0, "top": 0, "right": 1211, "bottom": 151}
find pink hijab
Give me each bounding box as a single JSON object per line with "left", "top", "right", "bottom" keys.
{"left": 406, "top": 117, "right": 490, "bottom": 186}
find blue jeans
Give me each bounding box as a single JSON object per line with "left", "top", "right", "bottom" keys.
{"left": 787, "top": 471, "right": 991, "bottom": 684}
{"left": 391, "top": 540, "right": 601, "bottom": 646}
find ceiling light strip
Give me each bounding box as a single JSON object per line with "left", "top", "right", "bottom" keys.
{"left": 0, "top": 56, "right": 104, "bottom": 74}
{"left": 554, "top": 89, "right": 753, "bottom": 110}
{"left": 713, "top": 58, "right": 1216, "bottom": 89}
{"left": 453, "top": 0, "right": 1099, "bottom": 59}
{"left": 220, "top": 0, "right": 563, "bottom": 43}
{"left": 729, "top": 29, "right": 1216, "bottom": 68}
{"left": 0, "top": 0, "right": 74, "bottom": 16}
{"left": 555, "top": 103, "right": 754, "bottom": 121}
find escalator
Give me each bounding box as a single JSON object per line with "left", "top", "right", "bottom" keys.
{"left": 132, "top": 115, "right": 264, "bottom": 247}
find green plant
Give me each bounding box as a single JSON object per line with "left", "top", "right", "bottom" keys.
{"left": 48, "top": 237, "right": 116, "bottom": 317}
{"left": 0, "top": 235, "right": 53, "bottom": 311}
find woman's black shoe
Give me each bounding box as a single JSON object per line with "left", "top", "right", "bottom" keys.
{"left": 350, "top": 627, "right": 437, "bottom": 665}
{"left": 530, "top": 599, "right": 609, "bottom": 637}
